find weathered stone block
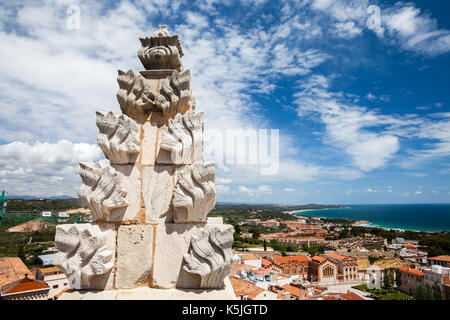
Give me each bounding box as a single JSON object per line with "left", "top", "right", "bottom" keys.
{"left": 54, "top": 223, "right": 116, "bottom": 290}
{"left": 151, "top": 223, "right": 232, "bottom": 289}
{"left": 151, "top": 223, "right": 203, "bottom": 289}
{"left": 143, "top": 166, "right": 175, "bottom": 223}
{"left": 141, "top": 122, "right": 158, "bottom": 165}
{"left": 115, "top": 225, "right": 153, "bottom": 289}
{"left": 109, "top": 164, "right": 142, "bottom": 223}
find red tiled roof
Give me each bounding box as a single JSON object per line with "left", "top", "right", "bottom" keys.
{"left": 261, "top": 258, "right": 272, "bottom": 267}
{"left": 241, "top": 253, "right": 259, "bottom": 261}
{"left": 339, "top": 292, "right": 365, "bottom": 300}
{"left": 1, "top": 276, "right": 48, "bottom": 295}
{"left": 0, "top": 257, "right": 34, "bottom": 287}
{"left": 272, "top": 256, "right": 309, "bottom": 263}
{"left": 311, "top": 256, "right": 326, "bottom": 263}
{"left": 229, "top": 277, "right": 265, "bottom": 300}
{"left": 308, "top": 292, "right": 365, "bottom": 300}
{"left": 327, "top": 253, "right": 349, "bottom": 260}
{"left": 281, "top": 284, "right": 304, "bottom": 298}
{"left": 428, "top": 256, "right": 450, "bottom": 262}
{"left": 251, "top": 268, "right": 273, "bottom": 275}
{"left": 399, "top": 267, "right": 424, "bottom": 277}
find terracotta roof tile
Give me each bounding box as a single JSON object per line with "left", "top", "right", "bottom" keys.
{"left": 261, "top": 258, "right": 272, "bottom": 267}
{"left": 328, "top": 253, "right": 350, "bottom": 260}
{"left": 281, "top": 284, "right": 304, "bottom": 298}
{"left": 399, "top": 267, "right": 424, "bottom": 277}
{"left": 428, "top": 255, "right": 450, "bottom": 262}
{"left": 339, "top": 292, "right": 365, "bottom": 300}
{"left": 0, "top": 257, "right": 33, "bottom": 287}
{"left": 229, "top": 277, "right": 265, "bottom": 300}
{"left": 1, "top": 276, "right": 48, "bottom": 295}
{"left": 241, "top": 253, "right": 259, "bottom": 261}
{"left": 272, "top": 255, "right": 309, "bottom": 263}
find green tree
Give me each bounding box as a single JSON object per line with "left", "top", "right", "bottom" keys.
{"left": 414, "top": 285, "right": 426, "bottom": 300}
{"left": 17, "top": 244, "right": 25, "bottom": 261}
{"left": 432, "top": 281, "right": 443, "bottom": 300}
{"left": 395, "top": 269, "right": 402, "bottom": 288}
{"left": 425, "top": 284, "right": 433, "bottom": 300}
{"left": 383, "top": 269, "right": 391, "bottom": 288}
{"left": 234, "top": 225, "right": 241, "bottom": 234}
{"left": 263, "top": 239, "right": 267, "bottom": 251}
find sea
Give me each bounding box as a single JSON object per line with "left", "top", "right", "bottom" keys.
{"left": 292, "top": 204, "right": 450, "bottom": 232}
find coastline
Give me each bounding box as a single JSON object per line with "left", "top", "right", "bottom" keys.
{"left": 287, "top": 206, "right": 444, "bottom": 233}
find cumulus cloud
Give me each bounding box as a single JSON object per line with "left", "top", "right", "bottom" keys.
{"left": 0, "top": 140, "right": 101, "bottom": 196}
{"left": 382, "top": 3, "right": 450, "bottom": 56}
{"left": 238, "top": 185, "right": 272, "bottom": 197}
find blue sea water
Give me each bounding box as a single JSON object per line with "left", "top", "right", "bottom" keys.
{"left": 293, "top": 204, "right": 450, "bottom": 232}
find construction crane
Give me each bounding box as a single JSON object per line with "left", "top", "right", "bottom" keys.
{"left": 0, "top": 190, "right": 87, "bottom": 229}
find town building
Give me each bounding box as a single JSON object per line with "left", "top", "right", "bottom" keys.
{"left": 244, "top": 219, "right": 261, "bottom": 226}
{"left": 423, "top": 265, "right": 450, "bottom": 300}
{"left": 277, "top": 236, "right": 325, "bottom": 247}
{"left": 308, "top": 256, "right": 338, "bottom": 284}
{"left": 397, "top": 267, "right": 424, "bottom": 295}
{"left": 36, "top": 267, "right": 70, "bottom": 300}
{"left": 229, "top": 276, "right": 279, "bottom": 300}
{"left": 305, "top": 291, "right": 366, "bottom": 300}
{"left": 270, "top": 256, "right": 310, "bottom": 281}
{"left": 428, "top": 255, "right": 450, "bottom": 267}
{"left": 240, "top": 253, "right": 262, "bottom": 269}
{"left": 281, "top": 284, "right": 305, "bottom": 299}
{"left": 327, "top": 253, "right": 358, "bottom": 282}
{"left": 34, "top": 253, "right": 57, "bottom": 267}
{"left": 0, "top": 274, "right": 49, "bottom": 300}
{"left": 260, "top": 219, "right": 280, "bottom": 228}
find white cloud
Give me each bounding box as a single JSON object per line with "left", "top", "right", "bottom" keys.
{"left": 333, "top": 21, "right": 362, "bottom": 39}
{"left": 216, "top": 185, "right": 231, "bottom": 195}
{"left": 284, "top": 188, "right": 296, "bottom": 192}
{"left": 382, "top": 3, "right": 450, "bottom": 56}
{"left": 294, "top": 74, "right": 400, "bottom": 171}
{"left": 0, "top": 140, "right": 101, "bottom": 196}
{"left": 238, "top": 184, "right": 272, "bottom": 197}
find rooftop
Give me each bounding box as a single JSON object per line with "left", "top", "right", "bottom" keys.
{"left": 281, "top": 284, "right": 304, "bottom": 298}
{"left": 0, "top": 257, "right": 33, "bottom": 287}
{"left": 229, "top": 276, "right": 265, "bottom": 300}
{"left": 428, "top": 255, "right": 450, "bottom": 262}
{"left": 39, "top": 266, "right": 61, "bottom": 275}
{"left": 399, "top": 267, "right": 424, "bottom": 277}
{"left": 1, "top": 275, "right": 48, "bottom": 296}
{"left": 272, "top": 255, "right": 310, "bottom": 264}
{"left": 241, "top": 253, "right": 259, "bottom": 261}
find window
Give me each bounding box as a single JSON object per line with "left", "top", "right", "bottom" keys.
{"left": 53, "top": 284, "right": 59, "bottom": 289}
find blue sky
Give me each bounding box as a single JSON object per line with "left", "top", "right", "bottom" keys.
{"left": 0, "top": 0, "right": 449, "bottom": 204}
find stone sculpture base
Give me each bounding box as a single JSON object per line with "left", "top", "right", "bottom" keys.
{"left": 58, "top": 277, "right": 236, "bottom": 300}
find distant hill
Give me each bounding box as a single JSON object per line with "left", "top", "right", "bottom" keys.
{"left": 7, "top": 218, "right": 48, "bottom": 233}
{"left": 5, "top": 195, "right": 75, "bottom": 200}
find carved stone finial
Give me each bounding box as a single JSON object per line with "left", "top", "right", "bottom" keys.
{"left": 153, "top": 25, "right": 170, "bottom": 37}
{"left": 138, "top": 26, "right": 183, "bottom": 71}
